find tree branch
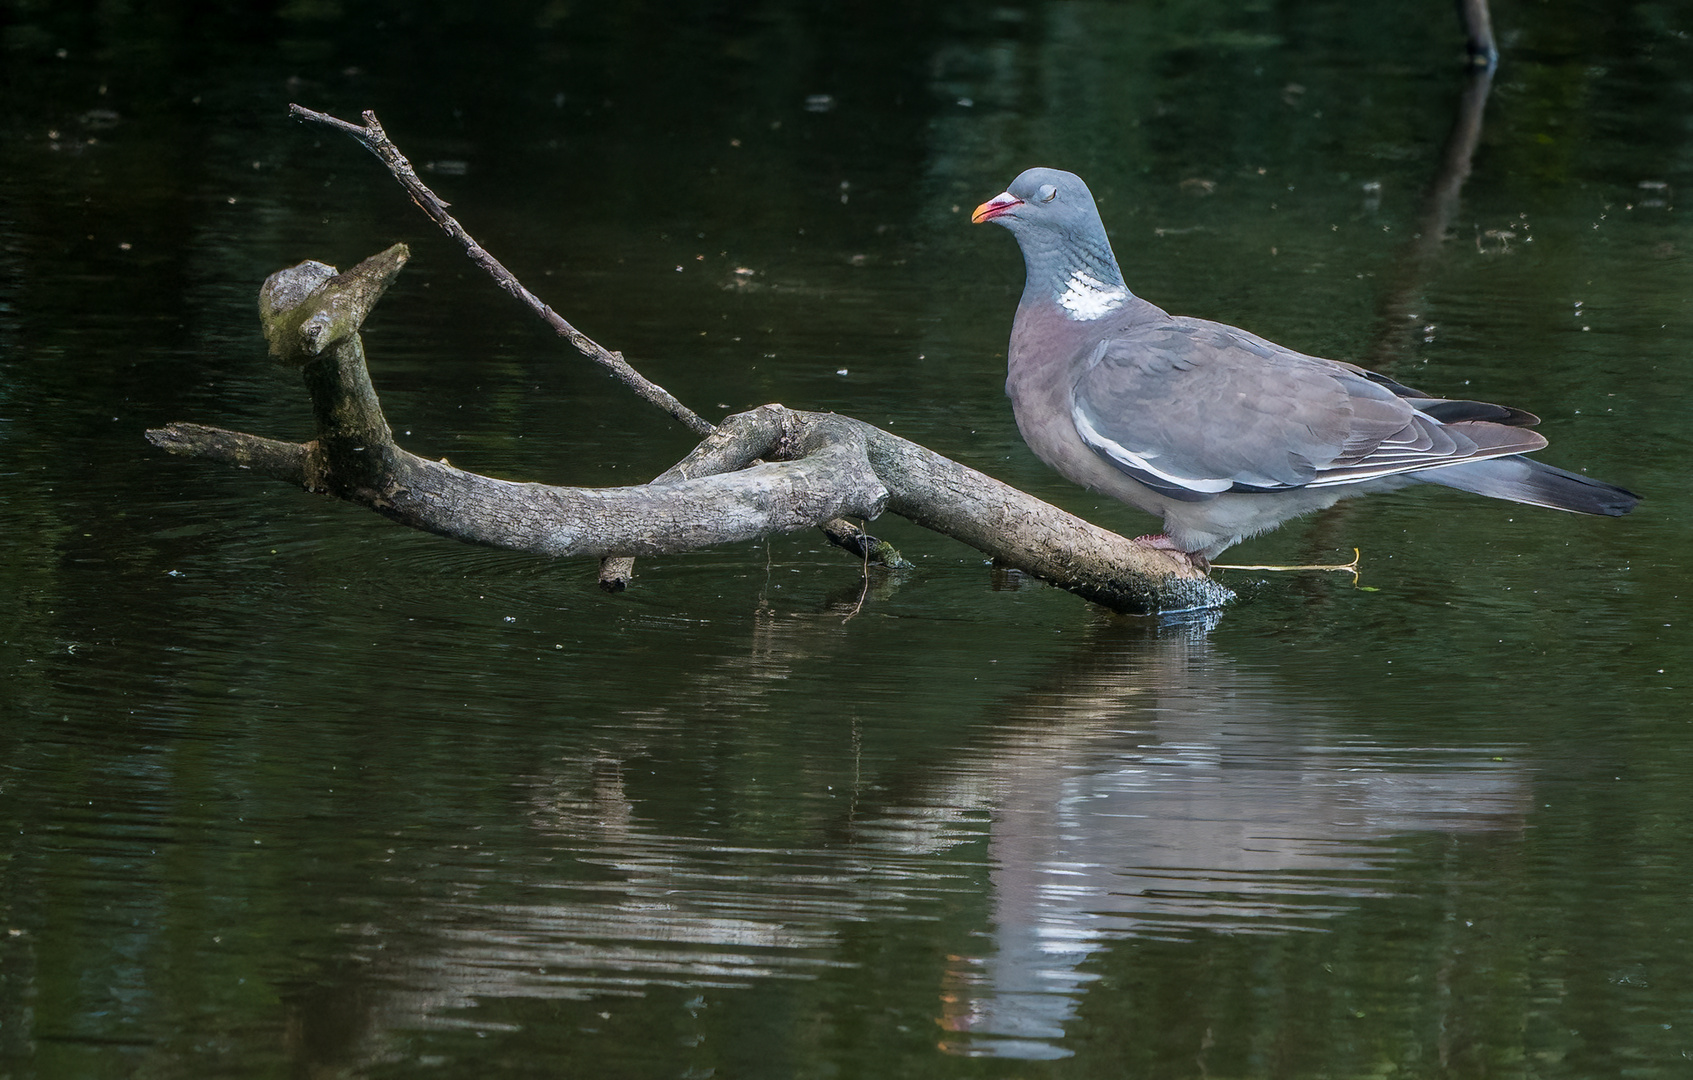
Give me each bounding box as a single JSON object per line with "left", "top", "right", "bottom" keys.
{"left": 290, "top": 104, "right": 904, "bottom": 588}
{"left": 147, "top": 249, "right": 1228, "bottom": 614}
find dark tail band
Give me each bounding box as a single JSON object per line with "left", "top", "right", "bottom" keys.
{"left": 1417, "top": 456, "right": 1641, "bottom": 517}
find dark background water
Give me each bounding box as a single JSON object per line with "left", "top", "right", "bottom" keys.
{"left": 3, "top": 1, "right": 1692, "bottom": 1076}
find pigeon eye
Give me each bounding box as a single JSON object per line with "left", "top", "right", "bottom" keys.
{"left": 1037, "top": 184, "right": 1058, "bottom": 203}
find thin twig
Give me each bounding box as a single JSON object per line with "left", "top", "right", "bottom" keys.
{"left": 1212, "top": 548, "right": 1362, "bottom": 579}
{"left": 288, "top": 104, "right": 714, "bottom": 437}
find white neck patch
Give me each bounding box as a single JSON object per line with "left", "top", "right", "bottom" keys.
{"left": 1057, "top": 270, "right": 1128, "bottom": 320}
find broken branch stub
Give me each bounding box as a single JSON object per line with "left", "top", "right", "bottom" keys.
{"left": 260, "top": 245, "right": 405, "bottom": 483}
{"left": 147, "top": 248, "right": 1231, "bottom": 614}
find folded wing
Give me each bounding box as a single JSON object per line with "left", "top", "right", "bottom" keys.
{"left": 1071, "top": 318, "right": 1548, "bottom": 503}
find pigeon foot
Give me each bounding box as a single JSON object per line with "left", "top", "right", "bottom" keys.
{"left": 1132, "top": 533, "right": 1211, "bottom": 572}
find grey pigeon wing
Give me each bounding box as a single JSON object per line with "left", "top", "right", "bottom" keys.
{"left": 1240, "top": 336, "right": 1543, "bottom": 426}
{"left": 1070, "top": 320, "right": 1541, "bottom": 500}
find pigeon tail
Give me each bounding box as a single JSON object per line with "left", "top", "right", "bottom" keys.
{"left": 1415, "top": 456, "right": 1641, "bottom": 517}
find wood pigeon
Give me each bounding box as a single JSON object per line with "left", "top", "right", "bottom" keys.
{"left": 973, "top": 167, "right": 1639, "bottom": 567}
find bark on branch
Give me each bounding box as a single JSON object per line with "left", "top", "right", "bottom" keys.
{"left": 147, "top": 247, "right": 1228, "bottom": 614}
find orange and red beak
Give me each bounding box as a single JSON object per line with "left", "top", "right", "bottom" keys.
{"left": 971, "top": 191, "right": 1021, "bottom": 224}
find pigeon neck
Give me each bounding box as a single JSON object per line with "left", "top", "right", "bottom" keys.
{"left": 1022, "top": 232, "right": 1133, "bottom": 322}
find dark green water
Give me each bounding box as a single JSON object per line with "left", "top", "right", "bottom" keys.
{"left": 4, "top": 1, "right": 1692, "bottom": 1076}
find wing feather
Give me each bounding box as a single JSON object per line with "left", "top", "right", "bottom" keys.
{"left": 1070, "top": 317, "right": 1547, "bottom": 500}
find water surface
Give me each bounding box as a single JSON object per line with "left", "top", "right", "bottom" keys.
{"left": 3, "top": 1, "right": 1692, "bottom": 1076}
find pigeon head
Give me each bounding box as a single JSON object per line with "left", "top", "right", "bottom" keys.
{"left": 973, "top": 167, "right": 1132, "bottom": 319}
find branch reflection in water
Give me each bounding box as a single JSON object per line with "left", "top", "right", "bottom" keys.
{"left": 293, "top": 610, "right": 1527, "bottom": 1065}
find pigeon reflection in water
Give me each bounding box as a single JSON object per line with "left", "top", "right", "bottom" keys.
{"left": 929, "top": 623, "right": 1529, "bottom": 1059}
